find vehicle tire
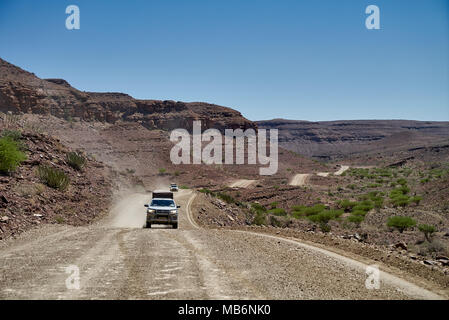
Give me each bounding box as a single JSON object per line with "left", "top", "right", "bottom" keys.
{"left": 146, "top": 222, "right": 151, "bottom": 228}
{"left": 172, "top": 223, "right": 178, "bottom": 229}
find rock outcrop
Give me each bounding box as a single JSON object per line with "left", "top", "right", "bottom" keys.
{"left": 0, "top": 58, "right": 255, "bottom": 132}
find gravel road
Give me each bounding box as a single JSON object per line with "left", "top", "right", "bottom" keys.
{"left": 228, "top": 179, "right": 257, "bottom": 188}
{"left": 0, "top": 190, "right": 444, "bottom": 299}
{"left": 289, "top": 174, "right": 310, "bottom": 186}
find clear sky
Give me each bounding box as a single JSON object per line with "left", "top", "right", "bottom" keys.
{"left": 0, "top": 0, "right": 448, "bottom": 121}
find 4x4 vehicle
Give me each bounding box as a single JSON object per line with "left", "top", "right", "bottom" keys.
{"left": 170, "top": 183, "right": 179, "bottom": 192}
{"left": 144, "top": 190, "right": 180, "bottom": 229}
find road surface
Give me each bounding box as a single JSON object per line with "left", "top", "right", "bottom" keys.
{"left": 0, "top": 190, "right": 444, "bottom": 299}
{"left": 228, "top": 179, "right": 257, "bottom": 188}
{"left": 289, "top": 174, "right": 310, "bottom": 186}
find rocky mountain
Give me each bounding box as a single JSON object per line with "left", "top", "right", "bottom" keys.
{"left": 257, "top": 119, "right": 449, "bottom": 160}
{"left": 0, "top": 58, "right": 255, "bottom": 132}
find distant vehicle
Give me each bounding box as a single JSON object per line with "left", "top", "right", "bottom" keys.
{"left": 170, "top": 183, "right": 179, "bottom": 192}
{"left": 144, "top": 190, "right": 180, "bottom": 229}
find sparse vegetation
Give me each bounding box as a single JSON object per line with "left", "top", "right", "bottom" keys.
{"left": 418, "top": 224, "right": 436, "bottom": 242}
{"left": 387, "top": 216, "right": 416, "bottom": 233}
{"left": 66, "top": 152, "right": 86, "bottom": 171}
{"left": 0, "top": 136, "right": 27, "bottom": 174}
{"left": 37, "top": 165, "right": 70, "bottom": 191}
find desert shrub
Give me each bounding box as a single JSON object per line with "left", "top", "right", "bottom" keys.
{"left": 268, "top": 208, "right": 287, "bottom": 216}
{"left": 396, "top": 178, "right": 407, "bottom": 186}
{"left": 292, "top": 204, "right": 326, "bottom": 217}
{"left": 0, "top": 136, "right": 27, "bottom": 174}
{"left": 251, "top": 202, "right": 267, "bottom": 213}
{"left": 269, "top": 201, "right": 279, "bottom": 209}
{"left": 337, "top": 199, "right": 357, "bottom": 212}
{"left": 373, "top": 197, "right": 384, "bottom": 209}
{"left": 55, "top": 215, "right": 65, "bottom": 224}
{"left": 174, "top": 170, "right": 180, "bottom": 176}
{"left": 307, "top": 210, "right": 341, "bottom": 224}
{"left": 391, "top": 195, "right": 410, "bottom": 207}
{"left": 387, "top": 216, "right": 416, "bottom": 233}
{"left": 351, "top": 209, "right": 368, "bottom": 217}
{"left": 347, "top": 214, "right": 364, "bottom": 225}
{"left": 216, "top": 192, "right": 235, "bottom": 204}
{"left": 347, "top": 184, "right": 356, "bottom": 190}
{"left": 319, "top": 223, "right": 331, "bottom": 233}
{"left": 253, "top": 212, "right": 267, "bottom": 225}
{"left": 179, "top": 185, "right": 189, "bottom": 189}
{"left": 418, "top": 224, "right": 436, "bottom": 242}
{"left": 352, "top": 200, "right": 374, "bottom": 212}
{"left": 66, "top": 152, "right": 86, "bottom": 171}
{"left": 410, "top": 196, "right": 423, "bottom": 205}
{"left": 1, "top": 129, "right": 22, "bottom": 141}
{"left": 37, "top": 165, "right": 70, "bottom": 191}
{"left": 158, "top": 168, "right": 166, "bottom": 174}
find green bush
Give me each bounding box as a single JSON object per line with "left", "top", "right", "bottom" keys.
{"left": 348, "top": 214, "right": 364, "bottom": 225}
{"left": 158, "top": 168, "right": 166, "bottom": 174}
{"left": 199, "top": 188, "right": 213, "bottom": 194}
{"left": 0, "top": 136, "right": 27, "bottom": 174}
{"left": 418, "top": 224, "right": 436, "bottom": 242}
{"left": 216, "top": 192, "right": 235, "bottom": 204}
{"left": 337, "top": 199, "right": 357, "bottom": 212}
{"left": 352, "top": 200, "right": 374, "bottom": 212}
{"left": 268, "top": 208, "right": 287, "bottom": 216}
{"left": 307, "top": 210, "right": 341, "bottom": 224}
{"left": 411, "top": 196, "right": 422, "bottom": 205}
{"left": 269, "top": 201, "right": 279, "bottom": 209}
{"left": 37, "top": 165, "right": 70, "bottom": 191}
{"left": 251, "top": 202, "right": 267, "bottom": 213}
{"left": 66, "top": 152, "right": 86, "bottom": 171}
{"left": 391, "top": 195, "right": 410, "bottom": 207}
{"left": 387, "top": 216, "right": 416, "bottom": 233}
{"left": 253, "top": 212, "right": 267, "bottom": 225}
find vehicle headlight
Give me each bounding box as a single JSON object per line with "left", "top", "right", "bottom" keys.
{"left": 147, "top": 209, "right": 155, "bottom": 213}
{"left": 170, "top": 209, "right": 177, "bottom": 214}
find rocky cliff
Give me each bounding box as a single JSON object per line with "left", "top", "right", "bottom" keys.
{"left": 257, "top": 119, "right": 449, "bottom": 160}
{"left": 0, "top": 58, "right": 255, "bottom": 132}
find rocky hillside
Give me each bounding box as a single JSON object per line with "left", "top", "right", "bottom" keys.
{"left": 0, "top": 127, "right": 112, "bottom": 240}
{"left": 257, "top": 119, "right": 449, "bottom": 160}
{"left": 0, "top": 58, "right": 255, "bottom": 132}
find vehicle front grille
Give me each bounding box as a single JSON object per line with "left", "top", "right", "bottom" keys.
{"left": 156, "top": 210, "right": 170, "bottom": 215}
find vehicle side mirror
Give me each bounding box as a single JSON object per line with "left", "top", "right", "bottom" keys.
{"left": 177, "top": 205, "right": 181, "bottom": 208}
{"left": 144, "top": 204, "right": 149, "bottom": 207}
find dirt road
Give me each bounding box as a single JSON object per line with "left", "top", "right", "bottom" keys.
{"left": 289, "top": 174, "right": 310, "bottom": 186}
{"left": 0, "top": 190, "right": 444, "bottom": 299}
{"left": 228, "top": 179, "right": 257, "bottom": 188}
{"left": 334, "top": 165, "right": 350, "bottom": 176}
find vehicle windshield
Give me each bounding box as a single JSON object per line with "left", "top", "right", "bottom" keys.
{"left": 151, "top": 199, "right": 175, "bottom": 207}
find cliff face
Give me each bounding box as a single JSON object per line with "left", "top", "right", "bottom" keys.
{"left": 0, "top": 58, "right": 255, "bottom": 132}
{"left": 257, "top": 119, "right": 449, "bottom": 160}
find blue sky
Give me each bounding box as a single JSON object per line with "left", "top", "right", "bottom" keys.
{"left": 0, "top": 0, "right": 448, "bottom": 121}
